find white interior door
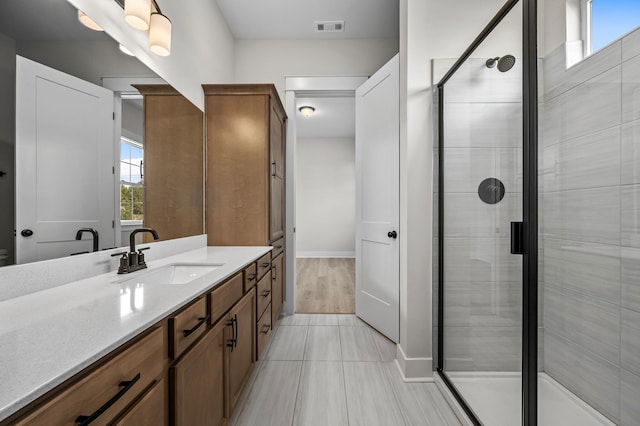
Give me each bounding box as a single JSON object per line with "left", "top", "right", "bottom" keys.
{"left": 355, "top": 54, "right": 400, "bottom": 342}
{"left": 16, "top": 56, "right": 115, "bottom": 263}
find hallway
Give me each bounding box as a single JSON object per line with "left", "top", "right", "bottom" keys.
{"left": 295, "top": 258, "right": 355, "bottom": 314}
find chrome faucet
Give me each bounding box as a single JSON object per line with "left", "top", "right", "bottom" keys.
{"left": 75, "top": 228, "right": 99, "bottom": 252}
{"left": 111, "top": 228, "right": 159, "bottom": 274}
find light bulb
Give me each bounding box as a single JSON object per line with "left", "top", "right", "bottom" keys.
{"left": 124, "top": 0, "right": 151, "bottom": 31}
{"left": 149, "top": 12, "right": 172, "bottom": 56}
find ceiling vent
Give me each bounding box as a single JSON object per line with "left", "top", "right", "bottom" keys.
{"left": 315, "top": 21, "right": 345, "bottom": 33}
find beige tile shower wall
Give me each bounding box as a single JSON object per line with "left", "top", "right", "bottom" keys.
{"left": 542, "top": 26, "right": 640, "bottom": 425}
{"left": 435, "top": 58, "right": 524, "bottom": 372}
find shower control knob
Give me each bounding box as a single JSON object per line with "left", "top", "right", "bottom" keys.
{"left": 21, "top": 229, "right": 34, "bottom": 237}
{"left": 387, "top": 231, "right": 397, "bottom": 239}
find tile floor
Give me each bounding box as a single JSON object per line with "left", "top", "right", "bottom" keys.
{"left": 229, "top": 314, "right": 461, "bottom": 426}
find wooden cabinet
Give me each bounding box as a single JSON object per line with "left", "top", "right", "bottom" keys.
{"left": 269, "top": 102, "right": 286, "bottom": 242}
{"left": 171, "top": 320, "right": 227, "bottom": 426}
{"left": 113, "top": 379, "right": 166, "bottom": 426}
{"left": 7, "top": 256, "right": 273, "bottom": 426}
{"left": 134, "top": 85, "right": 204, "bottom": 242}
{"left": 13, "top": 327, "right": 164, "bottom": 426}
{"left": 203, "top": 84, "right": 287, "bottom": 247}
{"left": 271, "top": 253, "right": 285, "bottom": 327}
{"left": 226, "top": 288, "right": 256, "bottom": 414}
{"left": 169, "top": 296, "right": 208, "bottom": 359}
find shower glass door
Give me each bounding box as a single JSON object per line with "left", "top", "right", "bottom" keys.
{"left": 435, "top": 1, "right": 529, "bottom": 424}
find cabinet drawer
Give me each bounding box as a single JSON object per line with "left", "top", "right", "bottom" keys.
{"left": 112, "top": 379, "right": 166, "bottom": 426}
{"left": 271, "top": 238, "right": 284, "bottom": 258}
{"left": 209, "top": 272, "right": 243, "bottom": 325}
{"left": 256, "top": 303, "right": 272, "bottom": 360}
{"left": 15, "top": 327, "right": 164, "bottom": 426}
{"left": 256, "top": 273, "right": 271, "bottom": 320}
{"left": 243, "top": 263, "right": 258, "bottom": 292}
{"left": 256, "top": 252, "right": 271, "bottom": 280}
{"left": 170, "top": 297, "right": 208, "bottom": 359}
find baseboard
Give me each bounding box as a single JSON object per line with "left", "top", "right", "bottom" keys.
{"left": 296, "top": 251, "right": 355, "bottom": 258}
{"left": 394, "top": 344, "right": 434, "bottom": 382}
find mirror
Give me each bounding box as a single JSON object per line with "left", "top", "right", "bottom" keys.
{"left": 0, "top": 0, "right": 196, "bottom": 266}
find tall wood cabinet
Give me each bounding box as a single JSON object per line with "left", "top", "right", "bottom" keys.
{"left": 134, "top": 85, "right": 204, "bottom": 241}
{"left": 203, "top": 84, "right": 286, "bottom": 247}
{"left": 203, "top": 84, "right": 287, "bottom": 324}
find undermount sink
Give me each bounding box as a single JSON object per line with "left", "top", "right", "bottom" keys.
{"left": 117, "top": 263, "right": 224, "bottom": 285}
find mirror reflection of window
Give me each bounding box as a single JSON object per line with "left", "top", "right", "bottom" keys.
{"left": 120, "top": 137, "right": 144, "bottom": 223}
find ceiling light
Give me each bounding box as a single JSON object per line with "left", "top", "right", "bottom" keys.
{"left": 298, "top": 106, "right": 315, "bottom": 118}
{"left": 119, "top": 44, "right": 135, "bottom": 56}
{"left": 124, "top": 0, "right": 151, "bottom": 30}
{"left": 149, "top": 12, "right": 172, "bottom": 56}
{"left": 77, "top": 10, "right": 104, "bottom": 31}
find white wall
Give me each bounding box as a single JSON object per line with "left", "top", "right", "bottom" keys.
{"left": 121, "top": 100, "right": 144, "bottom": 142}
{"left": 68, "top": 0, "right": 235, "bottom": 110}
{"left": 16, "top": 40, "right": 156, "bottom": 86}
{"left": 235, "top": 38, "right": 399, "bottom": 99}
{"left": 296, "top": 137, "right": 355, "bottom": 257}
{"left": 399, "top": 0, "right": 524, "bottom": 378}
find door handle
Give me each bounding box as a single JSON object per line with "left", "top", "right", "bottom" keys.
{"left": 387, "top": 230, "right": 397, "bottom": 239}
{"left": 21, "top": 229, "right": 33, "bottom": 237}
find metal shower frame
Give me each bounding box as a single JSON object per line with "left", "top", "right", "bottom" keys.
{"left": 434, "top": 0, "right": 538, "bottom": 424}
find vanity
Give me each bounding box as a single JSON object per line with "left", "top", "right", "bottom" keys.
{"left": 0, "top": 237, "right": 278, "bottom": 425}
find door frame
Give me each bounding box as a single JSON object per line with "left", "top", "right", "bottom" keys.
{"left": 102, "top": 76, "right": 165, "bottom": 247}
{"left": 283, "top": 75, "right": 368, "bottom": 315}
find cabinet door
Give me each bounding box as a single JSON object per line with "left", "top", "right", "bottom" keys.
{"left": 171, "top": 320, "right": 227, "bottom": 426}
{"left": 269, "top": 102, "right": 285, "bottom": 242}
{"left": 113, "top": 379, "right": 166, "bottom": 426}
{"left": 271, "top": 253, "right": 285, "bottom": 325}
{"left": 227, "top": 288, "right": 256, "bottom": 414}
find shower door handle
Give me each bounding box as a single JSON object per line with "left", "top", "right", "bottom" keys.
{"left": 511, "top": 222, "right": 524, "bottom": 255}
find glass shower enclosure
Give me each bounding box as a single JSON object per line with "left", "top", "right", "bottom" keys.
{"left": 434, "top": 0, "right": 638, "bottom": 424}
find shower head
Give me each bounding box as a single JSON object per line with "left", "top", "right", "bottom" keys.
{"left": 485, "top": 55, "right": 516, "bottom": 72}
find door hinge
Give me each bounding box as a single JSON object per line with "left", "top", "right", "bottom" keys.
{"left": 511, "top": 222, "right": 524, "bottom": 255}
{"left": 112, "top": 112, "right": 115, "bottom": 120}
{"left": 112, "top": 220, "right": 115, "bottom": 229}
{"left": 112, "top": 166, "right": 115, "bottom": 175}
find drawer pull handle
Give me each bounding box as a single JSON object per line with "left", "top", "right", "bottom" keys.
{"left": 227, "top": 316, "right": 238, "bottom": 351}
{"left": 274, "top": 245, "right": 283, "bottom": 249}
{"left": 261, "top": 324, "right": 270, "bottom": 334}
{"left": 248, "top": 274, "right": 257, "bottom": 281}
{"left": 261, "top": 262, "right": 270, "bottom": 268}
{"left": 75, "top": 373, "right": 141, "bottom": 426}
{"left": 262, "top": 289, "right": 271, "bottom": 298}
{"left": 183, "top": 315, "right": 210, "bottom": 338}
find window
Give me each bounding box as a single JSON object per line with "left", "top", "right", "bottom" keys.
{"left": 583, "top": 0, "right": 640, "bottom": 56}
{"left": 120, "top": 137, "right": 143, "bottom": 223}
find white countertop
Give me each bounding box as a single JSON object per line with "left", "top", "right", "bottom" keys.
{"left": 0, "top": 245, "right": 272, "bottom": 422}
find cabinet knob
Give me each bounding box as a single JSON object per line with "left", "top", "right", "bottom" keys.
{"left": 387, "top": 230, "right": 397, "bottom": 239}
{"left": 21, "top": 229, "right": 34, "bottom": 237}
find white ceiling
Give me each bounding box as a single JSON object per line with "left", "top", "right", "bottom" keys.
{"left": 0, "top": 0, "right": 110, "bottom": 41}
{"left": 296, "top": 96, "right": 355, "bottom": 139}
{"left": 216, "top": 0, "right": 399, "bottom": 40}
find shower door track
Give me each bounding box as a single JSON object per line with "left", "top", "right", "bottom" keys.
{"left": 435, "top": 0, "right": 539, "bottom": 425}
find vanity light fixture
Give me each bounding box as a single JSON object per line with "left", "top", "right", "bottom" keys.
{"left": 298, "top": 106, "right": 315, "bottom": 118}
{"left": 122, "top": 0, "right": 172, "bottom": 56}
{"left": 77, "top": 10, "right": 104, "bottom": 31}
{"left": 124, "top": 0, "right": 151, "bottom": 30}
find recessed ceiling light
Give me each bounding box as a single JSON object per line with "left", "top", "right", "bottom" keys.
{"left": 298, "top": 106, "right": 315, "bottom": 117}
